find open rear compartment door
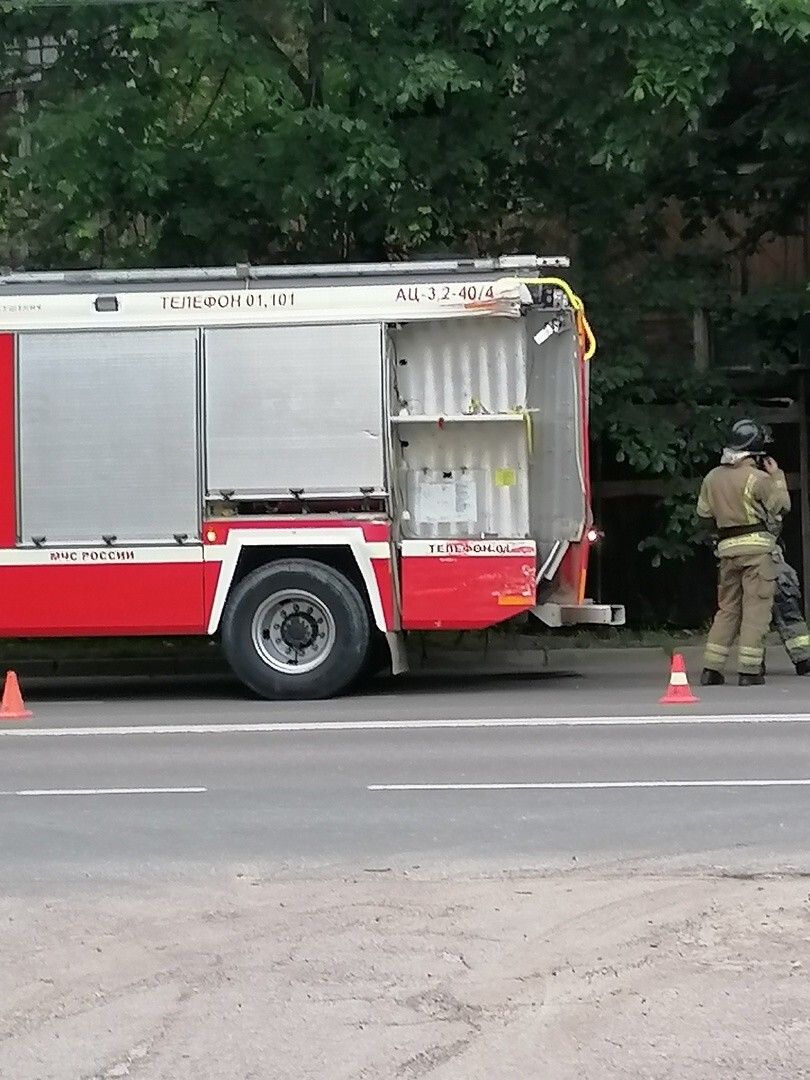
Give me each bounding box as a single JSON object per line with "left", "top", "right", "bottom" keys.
{"left": 524, "top": 303, "right": 624, "bottom": 627}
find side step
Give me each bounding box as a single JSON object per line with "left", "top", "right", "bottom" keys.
{"left": 530, "top": 601, "right": 626, "bottom": 628}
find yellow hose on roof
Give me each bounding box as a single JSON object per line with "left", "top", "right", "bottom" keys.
{"left": 518, "top": 277, "right": 597, "bottom": 360}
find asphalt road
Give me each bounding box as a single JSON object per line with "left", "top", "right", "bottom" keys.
{"left": 3, "top": 650, "right": 808, "bottom": 1080}
{"left": 1, "top": 648, "right": 809, "bottom": 883}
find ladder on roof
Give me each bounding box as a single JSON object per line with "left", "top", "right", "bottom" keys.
{"left": 0, "top": 255, "right": 570, "bottom": 288}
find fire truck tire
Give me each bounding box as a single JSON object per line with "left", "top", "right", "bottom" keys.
{"left": 220, "top": 558, "right": 372, "bottom": 700}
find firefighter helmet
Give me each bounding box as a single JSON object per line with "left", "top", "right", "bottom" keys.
{"left": 728, "top": 419, "right": 770, "bottom": 454}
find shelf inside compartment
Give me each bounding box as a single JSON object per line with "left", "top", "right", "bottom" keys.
{"left": 391, "top": 413, "right": 526, "bottom": 424}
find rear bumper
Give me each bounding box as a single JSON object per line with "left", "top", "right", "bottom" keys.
{"left": 531, "top": 600, "right": 626, "bottom": 628}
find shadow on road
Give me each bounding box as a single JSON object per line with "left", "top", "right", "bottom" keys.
{"left": 361, "top": 669, "right": 580, "bottom": 698}
{"left": 19, "top": 668, "right": 580, "bottom": 704}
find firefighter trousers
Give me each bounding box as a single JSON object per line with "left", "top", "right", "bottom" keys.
{"left": 771, "top": 551, "right": 810, "bottom": 666}
{"left": 703, "top": 551, "right": 778, "bottom": 675}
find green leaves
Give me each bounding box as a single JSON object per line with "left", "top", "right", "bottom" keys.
{"left": 0, "top": 0, "right": 524, "bottom": 263}
{"left": 638, "top": 489, "right": 708, "bottom": 567}
{"left": 3, "top": 0, "right": 808, "bottom": 267}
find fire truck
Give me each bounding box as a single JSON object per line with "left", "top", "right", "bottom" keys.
{"left": 0, "top": 255, "right": 623, "bottom": 699}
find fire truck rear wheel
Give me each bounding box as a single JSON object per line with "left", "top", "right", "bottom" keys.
{"left": 221, "top": 559, "right": 372, "bottom": 700}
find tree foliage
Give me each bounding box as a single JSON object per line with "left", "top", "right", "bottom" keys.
{"left": 3, "top": 0, "right": 809, "bottom": 266}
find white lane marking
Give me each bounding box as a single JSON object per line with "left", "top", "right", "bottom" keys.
{"left": 3, "top": 713, "right": 810, "bottom": 737}
{"left": 369, "top": 779, "right": 810, "bottom": 791}
{"left": 0, "top": 787, "right": 207, "bottom": 796}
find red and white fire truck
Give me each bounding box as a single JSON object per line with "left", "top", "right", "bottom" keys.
{"left": 0, "top": 255, "right": 623, "bottom": 698}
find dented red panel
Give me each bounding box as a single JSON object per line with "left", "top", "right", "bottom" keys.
{"left": 400, "top": 540, "right": 536, "bottom": 630}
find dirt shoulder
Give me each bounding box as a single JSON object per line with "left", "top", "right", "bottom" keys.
{"left": 2, "top": 870, "right": 808, "bottom": 1080}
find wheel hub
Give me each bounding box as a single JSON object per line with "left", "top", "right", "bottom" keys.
{"left": 251, "top": 590, "right": 336, "bottom": 675}
{"left": 277, "top": 609, "right": 318, "bottom": 650}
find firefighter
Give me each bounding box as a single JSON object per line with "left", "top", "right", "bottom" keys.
{"left": 752, "top": 444, "right": 810, "bottom": 677}
{"left": 697, "top": 419, "right": 791, "bottom": 686}
{"left": 768, "top": 542, "right": 810, "bottom": 675}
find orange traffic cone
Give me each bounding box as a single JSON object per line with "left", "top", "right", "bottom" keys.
{"left": 0, "top": 671, "right": 32, "bottom": 720}
{"left": 659, "top": 653, "right": 699, "bottom": 705}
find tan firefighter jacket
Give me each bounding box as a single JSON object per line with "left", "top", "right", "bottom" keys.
{"left": 696, "top": 457, "right": 790, "bottom": 557}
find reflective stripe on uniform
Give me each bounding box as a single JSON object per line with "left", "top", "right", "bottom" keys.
{"left": 785, "top": 634, "right": 810, "bottom": 650}
{"left": 716, "top": 533, "right": 773, "bottom": 554}
{"left": 703, "top": 642, "right": 730, "bottom": 669}
{"left": 742, "top": 473, "right": 759, "bottom": 525}
{"left": 738, "top": 643, "right": 765, "bottom": 673}
{"left": 739, "top": 646, "right": 765, "bottom": 660}
{"left": 704, "top": 643, "right": 730, "bottom": 658}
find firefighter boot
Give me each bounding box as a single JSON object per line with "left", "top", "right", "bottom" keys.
{"left": 739, "top": 673, "right": 766, "bottom": 686}
{"left": 700, "top": 668, "right": 725, "bottom": 686}
{"left": 796, "top": 659, "right": 810, "bottom": 676}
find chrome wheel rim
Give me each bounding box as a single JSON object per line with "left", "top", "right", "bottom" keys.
{"left": 250, "top": 590, "right": 336, "bottom": 674}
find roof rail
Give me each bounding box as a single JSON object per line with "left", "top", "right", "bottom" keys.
{"left": 0, "top": 254, "right": 569, "bottom": 287}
